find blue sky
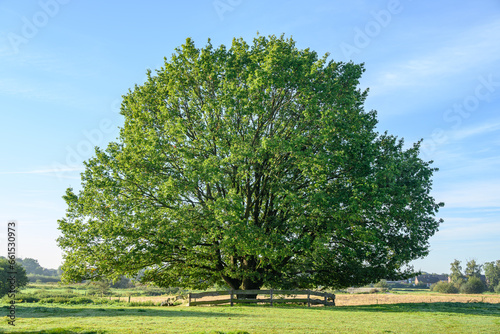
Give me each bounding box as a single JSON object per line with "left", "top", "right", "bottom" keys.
{"left": 0, "top": 0, "right": 499, "bottom": 275}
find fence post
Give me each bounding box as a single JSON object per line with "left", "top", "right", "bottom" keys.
{"left": 324, "top": 295, "right": 327, "bottom": 307}
{"left": 230, "top": 290, "right": 234, "bottom": 307}
{"left": 188, "top": 293, "right": 191, "bottom": 306}
{"left": 307, "top": 291, "right": 311, "bottom": 307}
{"left": 270, "top": 289, "right": 273, "bottom": 307}
{"left": 128, "top": 295, "right": 131, "bottom": 303}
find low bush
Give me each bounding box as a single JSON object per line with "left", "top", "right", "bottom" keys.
{"left": 431, "top": 282, "right": 459, "bottom": 294}
{"left": 494, "top": 283, "right": 500, "bottom": 294}
{"left": 39, "top": 296, "right": 94, "bottom": 304}
{"left": 3, "top": 293, "right": 41, "bottom": 303}
{"left": 460, "top": 277, "right": 486, "bottom": 294}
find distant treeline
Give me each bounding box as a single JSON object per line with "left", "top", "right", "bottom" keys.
{"left": 10, "top": 257, "right": 62, "bottom": 283}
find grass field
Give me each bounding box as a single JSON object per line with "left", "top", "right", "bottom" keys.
{"left": 1, "top": 301, "right": 500, "bottom": 333}
{"left": 2, "top": 285, "right": 500, "bottom": 333}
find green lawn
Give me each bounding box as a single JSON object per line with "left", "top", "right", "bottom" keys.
{"left": 1, "top": 302, "right": 500, "bottom": 333}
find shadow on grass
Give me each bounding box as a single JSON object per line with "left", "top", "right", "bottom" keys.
{"left": 333, "top": 302, "right": 500, "bottom": 317}
{"left": 0, "top": 329, "right": 106, "bottom": 334}
{"left": 223, "top": 301, "right": 500, "bottom": 317}
{"left": 2, "top": 305, "right": 246, "bottom": 319}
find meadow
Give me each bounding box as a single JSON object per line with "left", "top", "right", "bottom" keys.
{"left": 1, "top": 284, "right": 500, "bottom": 333}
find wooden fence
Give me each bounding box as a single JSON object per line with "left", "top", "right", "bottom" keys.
{"left": 188, "top": 289, "right": 335, "bottom": 307}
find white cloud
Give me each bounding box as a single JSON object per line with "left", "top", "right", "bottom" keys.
{"left": 435, "top": 217, "right": 500, "bottom": 241}
{"left": 433, "top": 179, "right": 500, "bottom": 209}
{"left": 367, "top": 18, "right": 500, "bottom": 96}
{"left": 451, "top": 121, "right": 500, "bottom": 140}
{"left": 420, "top": 119, "right": 500, "bottom": 165}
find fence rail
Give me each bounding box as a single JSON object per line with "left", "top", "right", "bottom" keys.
{"left": 188, "top": 289, "right": 335, "bottom": 307}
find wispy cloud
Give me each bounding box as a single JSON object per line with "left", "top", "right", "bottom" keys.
{"left": 368, "top": 18, "right": 500, "bottom": 96}
{"left": 452, "top": 121, "right": 500, "bottom": 140}
{"left": 433, "top": 180, "right": 500, "bottom": 209}
{"left": 436, "top": 217, "right": 500, "bottom": 241}
{"left": 0, "top": 167, "right": 84, "bottom": 175}
{"left": 420, "top": 119, "right": 500, "bottom": 165}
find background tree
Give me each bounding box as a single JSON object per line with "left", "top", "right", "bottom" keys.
{"left": 0, "top": 258, "right": 29, "bottom": 297}
{"left": 449, "top": 259, "right": 464, "bottom": 287}
{"left": 374, "top": 279, "right": 389, "bottom": 289}
{"left": 87, "top": 279, "right": 111, "bottom": 297}
{"left": 464, "top": 259, "right": 482, "bottom": 279}
{"left": 110, "top": 276, "right": 134, "bottom": 289}
{"left": 484, "top": 260, "right": 500, "bottom": 290}
{"left": 16, "top": 258, "right": 44, "bottom": 275}
{"left": 58, "top": 35, "right": 443, "bottom": 292}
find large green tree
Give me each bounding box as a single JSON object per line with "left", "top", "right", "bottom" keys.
{"left": 58, "top": 35, "right": 443, "bottom": 291}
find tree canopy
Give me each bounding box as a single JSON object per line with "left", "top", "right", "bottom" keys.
{"left": 58, "top": 35, "right": 443, "bottom": 291}
{"left": 483, "top": 260, "right": 500, "bottom": 289}
{"left": 0, "top": 258, "right": 29, "bottom": 297}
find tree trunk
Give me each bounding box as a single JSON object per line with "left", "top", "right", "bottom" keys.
{"left": 221, "top": 274, "right": 241, "bottom": 291}
{"left": 239, "top": 278, "right": 262, "bottom": 300}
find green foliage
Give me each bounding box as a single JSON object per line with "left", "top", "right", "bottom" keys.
{"left": 464, "top": 259, "right": 482, "bottom": 279}
{"left": 449, "top": 259, "right": 464, "bottom": 284}
{"left": 110, "top": 276, "right": 134, "bottom": 289}
{"left": 374, "top": 279, "right": 389, "bottom": 289}
{"left": 0, "top": 257, "right": 29, "bottom": 297}
{"left": 3, "top": 293, "right": 40, "bottom": 303}
{"left": 39, "top": 296, "right": 94, "bottom": 304}
{"left": 16, "top": 257, "right": 60, "bottom": 276}
{"left": 484, "top": 260, "right": 500, "bottom": 290}
{"left": 87, "top": 279, "right": 111, "bottom": 296}
{"left": 494, "top": 283, "right": 500, "bottom": 294}
{"left": 431, "top": 282, "right": 459, "bottom": 294}
{"left": 460, "top": 277, "right": 486, "bottom": 294}
{"left": 28, "top": 274, "right": 61, "bottom": 283}
{"left": 57, "top": 34, "right": 443, "bottom": 291}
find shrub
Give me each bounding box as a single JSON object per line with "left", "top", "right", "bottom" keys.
{"left": 39, "top": 296, "right": 95, "bottom": 304}
{"left": 374, "top": 280, "right": 389, "bottom": 289}
{"left": 431, "top": 282, "right": 458, "bottom": 294}
{"left": 494, "top": 283, "right": 500, "bottom": 294}
{"left": 4, "top": 293, "right": 41, "bottom": 303}
{"left": 460, "top": 277, "right": 486, "bottom": 294}
{"left": 66, "top": 297, "right": 94, "bottom": 304}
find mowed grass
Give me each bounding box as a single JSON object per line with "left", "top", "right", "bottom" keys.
{"left": 1, "top": 302, "right": 500, "bottom": 334}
